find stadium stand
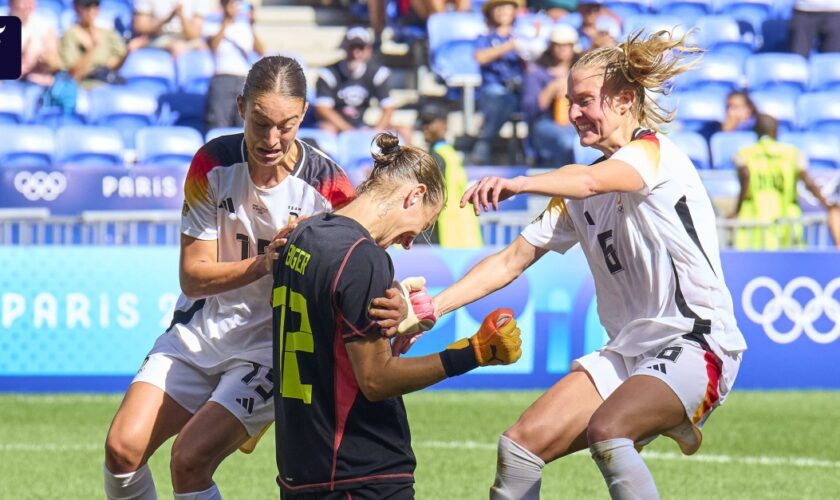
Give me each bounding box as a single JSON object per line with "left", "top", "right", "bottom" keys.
{"left": 669, "top": 131, "right": 712, "bottom": 170}
{"left": 798, "top": 92, "right": 840, "bottom": 135}
{"left": 0, "top": 84, "right": 26, "bottom": 124}
{"left": 677, "top": 53, "right": 744, "bottom": 94}
{"left": 809, "top": 53, "right": 840, "bottom": 92}
{"left": 694, "top": 15, "right": 753, "bottom": 64}
{"left": 672, "top": 90, "right": 727, "bottom": 137}
{"left": 135, "top": 126, "right": 205, "bottom": 167}
{"left": 745, "top": 52, "right": 809, "bottom": 96}
{"left": 750, "top": 89, "right": 797, "bottom": 133}
{"left": 0, "top": 125, "right": 55, "bottom": 168}
{"left": 176, "top": 49, "right": 216, "bottom": 94}
{"left": 297, "top": 128, "right": 340, "bottom": 161}
{"left": 89, "top": 86, "right": 159, "bottom": 149}
{"left": 710, "top": 130, "right": 758, "bottom": 169}
{"left": 118, "top": 48, "right": 178, "bottom": 96}
{"left": 205, "top": 127, "right": 243, "bottom": 143}
{"left": 55, "top": 125, "right": 124, "bottom": 166}
{"left": 778, "top": 132, "right": 840, "bottom": 170}
{"left": 657, "top": 0, "right": 712, "bottom": 25}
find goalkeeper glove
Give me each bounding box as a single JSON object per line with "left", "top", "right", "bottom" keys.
{"left": 439, "top": 308, "right": 522, "bottom": 377}
{"left": 396, "top": 276, "right": 437, "bottom": 336}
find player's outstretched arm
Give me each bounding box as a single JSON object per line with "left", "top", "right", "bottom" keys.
{"left": 345, "top": 309, "right": 522, "bottom": 402}
{"left": 434, "top": 236, "right": 546, "bottom": 318}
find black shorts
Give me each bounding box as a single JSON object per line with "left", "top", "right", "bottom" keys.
{"left": 280, "top": 482, "right": 414, "bottom": 500}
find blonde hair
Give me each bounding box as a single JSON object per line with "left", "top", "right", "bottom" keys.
{"left": 571, "top": 29, "right": 702, "bottom": 131}
{"left": 356, "top": 133, "right": 446, "bottom": 208}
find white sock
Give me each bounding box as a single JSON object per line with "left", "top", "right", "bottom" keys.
{"left": 489, "top": 435, "right": 545, "bottom": 500}
{"left": 103, "top": 463, "right": 157, "bottom": 500}
{"left": 590, "top": 438, "right": 659, "bottom": 500}
{"left": 173, "top": 484, "right": 222, "bottom": 500}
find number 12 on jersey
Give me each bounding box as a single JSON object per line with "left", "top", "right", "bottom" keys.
{"left": 272, "top": 285, "right": 314, "bottom": 404}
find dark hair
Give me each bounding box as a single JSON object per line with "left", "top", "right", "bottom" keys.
{"left": 726, "top": 90, "right": 757, "bottom": 116}
{"left": 753, "top": 113, "right": 778, "bottom": 140}
{"left": 242, "top": 56, "right": 307, "bottom": 103}
{"left": 356, "top": 133, "right": 445, "bottom": 208}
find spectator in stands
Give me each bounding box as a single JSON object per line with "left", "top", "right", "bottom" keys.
{"left": 470, "top": 0, "right": 526, "bottom": 165}
{"left": 532, "top": 0, "right": 578, "bottom": 23}
{"left": 521, "top": 24, "right": 578, "bottom": 166}
{"left": 204, "top": 0, "right": 265, "bottom": 130}
{"left": 133, "top": 0, "right": 211, "bottom": 55}
{"left": 314, "top": 27, "right": 403, "bottom": 136}
{"left": 789, "top": 0, "right": 840, "bottom": 58}
{"left": 578, "top": 0, "right": 622, "bottom": 51}
{"left": 731, "top": 113, "right": 839, "bottom": 250}
{"left": 60, "top": 0, "right": 139, "bottom": 87}
{"left": 13, "top": 0, "right": 61, "bottom": 87}
{"left": 721, "top": 90, "right": 757, "bottom": 133}
{"left": 418, "top": 102, "right": 483, "bottom": 247}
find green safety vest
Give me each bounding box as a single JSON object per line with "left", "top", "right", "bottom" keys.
{"left": 432, "top": 142, "right": 484, "bottom": 248}
{"left": 735, "top": 136, "right": 803, "bottom": 250}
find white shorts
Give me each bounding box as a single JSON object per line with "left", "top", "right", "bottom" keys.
{"left": 573, "top": 336, "right": 742, "bottom": 452}
{"left": 132, "top": 352, "right": 275, "bottom": 437}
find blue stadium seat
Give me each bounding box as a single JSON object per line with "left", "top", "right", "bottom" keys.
{"left": 337, "top": 129, "right": 380, "bottom": 171}
{"left": 119, "top": 48, "right": 177, "bottom": 95}
{"left": 205, "top": 127, "right": 242, "bottom": 143}
{"left": 56, "top": 125, "right": 124, "bottom": 166}
{"left": 0, "top": 125, "right": 55, "bottom": 168}
{"left": 673, "top": 90, "right": 727, "bottom": 137}
{"left": 798, "top": 92, "right": 840, "bottom": 135}
{"left": 0, "top": 84, "right": 26, "bottom": 124}
{"left": 158, "top": 92, "right": 206, "bottom": 133}
{"left": 176, "top": 49, "right": 215, "bottom": 94}
{"left": 431, "top": 40, "right": 481, "bottom": 85}
{"left": 694, "top": 15, "right": 753, "bottom": 64}
{"left": 749, "top": 89, "right": 797, "bottom": 133}
{"left": 89, "top": 86, "right": 159, "bottom": 148}
{"left": 622, "top": 14, "right": 684, "bottom": 38}
{"left": 573, "top": 140, "right": 603, "bottom": 165}
{"left": 778, "top": 132, "right": 840, "bottom": 169}
{"left": 297, "top": 128, "right": 339, "bottom": 161}
{"left": 809, "top": 53, "right": 840, "bottom": 92}
{"left": 719, "top": 0, "right": 772, "bottom": 36}
{"left": 135, "top": 126, "right": 204, "bottom": 167}
{"left": 760, "top": 18, "right": 790, "bottom": 53}
{"left": 677, "top": 53, "right": 743, "bottom": 94}
{"left": 668, "top": 131, "right": 711, "bottom": 170}
{"left": 605, "top": 0, "right": 650, "bottom": 19}
{"left": 427, "top": 12, "right": 486, "bottom": 53}
{"left": 656, "top": 0, "right": 712, "bottom": 25}
{"left": 710, "top": 130, "right": 757, "bottom": 169}
{"left": 745, "top": 53, "right": 809, "bottom": 96}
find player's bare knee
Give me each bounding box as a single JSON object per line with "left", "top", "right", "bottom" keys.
{"left": 503, "top": 419, "right": 549, "bottom": 459}
{"left": 170, "top": 441, "right": 212, "bottom": 479}
{"left": 104, "top": 432, "right": 145, "bottom": 473}
{"left": 586, "top": 414, "right": 625, "bottom": 445}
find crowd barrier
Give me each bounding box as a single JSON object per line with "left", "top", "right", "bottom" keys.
{"left": 0, "top": 247, "right": 837, "bottom": 392}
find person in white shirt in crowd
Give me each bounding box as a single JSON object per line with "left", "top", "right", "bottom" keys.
{"left": 204, "top": 0, "right": 264, "bottom": 130}
{"left": 133, "top": 0, "right": 211, "bottom": 55}
{"left": 12, "top": 0, "right": 62, "bottom": 86}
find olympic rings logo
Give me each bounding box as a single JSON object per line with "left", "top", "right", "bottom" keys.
{"left": 13, "top": 171, "right": 67, "bottom": 201}
{"left": 742, "top": 276, "right": 840, "bottom": 344}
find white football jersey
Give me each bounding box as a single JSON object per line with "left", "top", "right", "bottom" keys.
{"left": 160, "top": 134, "right": 355, "bottom": 368}
{"left": 522, "top": 130, "right": 747, "bottom": 357}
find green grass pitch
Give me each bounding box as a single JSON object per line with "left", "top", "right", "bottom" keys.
{"left": 1, "top": 391, "right": 839, "bottom": 499}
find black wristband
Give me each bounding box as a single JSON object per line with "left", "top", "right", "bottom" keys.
{"left": 439, "top": 340, "right": 479, "bottom": 377}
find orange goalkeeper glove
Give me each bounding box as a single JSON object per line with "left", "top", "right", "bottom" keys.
{"left": 439, "top": 308, "right": 522, "bottom": 376}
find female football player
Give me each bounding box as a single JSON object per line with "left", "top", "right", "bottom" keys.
{"left": 103, "top": 55, "right": 357, "bottom": 499}
{"left": 435, "top": 30, "right": 746, "bottom": 499}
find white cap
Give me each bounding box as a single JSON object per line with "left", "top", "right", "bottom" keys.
{"left": 550, "top": 24, "right": 579, "bottom": 45}
{"left": 344, "top": 26, "right": 372, "bottom": 46}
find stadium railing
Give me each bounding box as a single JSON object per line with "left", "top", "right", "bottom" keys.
{"left": 0, "top": 209, "right": 833, "bottom": 249}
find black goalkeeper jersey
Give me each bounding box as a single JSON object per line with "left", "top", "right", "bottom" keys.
{"left": 272, "top": 213, "right": 415, "bottom": 494}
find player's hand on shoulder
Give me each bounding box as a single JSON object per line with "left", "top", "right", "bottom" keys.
{"left": 470, "top": 308, "right": 522, "bottom": 366}
{"left": 460, "top": 176, "right": 524, "bottom": 215}
{"left": 261, "top": 217, "right": 302, "bottom": 275}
